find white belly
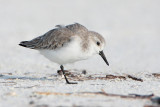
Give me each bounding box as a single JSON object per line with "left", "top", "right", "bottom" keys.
{"left": 39, "top": 37, "right": 91, "bottom": 65}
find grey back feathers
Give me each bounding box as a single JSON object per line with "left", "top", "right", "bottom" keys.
{"left": 66, "top": 23, "right": 88, "bottom": 33}
{"left": 19, "top": 23, "right": 103, "bottom": 50}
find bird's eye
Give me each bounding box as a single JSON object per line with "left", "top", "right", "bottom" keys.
{"left": 97, "top": 41, "right": 100, "bottom": 46}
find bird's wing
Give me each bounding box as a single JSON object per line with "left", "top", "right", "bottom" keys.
{"left": 19, "top": 27, "right": 74, "bottom": 50}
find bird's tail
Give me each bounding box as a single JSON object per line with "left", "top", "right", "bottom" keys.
{"left": 19, "top": 41, "right": 35, "bottom": 49}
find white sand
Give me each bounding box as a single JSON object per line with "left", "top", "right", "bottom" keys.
{"left": 0, "top": 0, "right": 160, "bottom": 107}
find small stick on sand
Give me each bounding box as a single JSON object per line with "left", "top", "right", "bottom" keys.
{"left": 127, "top": 75, "right": 143, "bottom": 82}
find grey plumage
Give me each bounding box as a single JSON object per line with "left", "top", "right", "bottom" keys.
{"left": 19, "top": 23, "right": 104, "bottom": 50}
{"left": 19, "top": 23, "right": 88, "bottom": 50}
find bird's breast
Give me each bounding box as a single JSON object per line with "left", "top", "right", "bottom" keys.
{"left": 39, "top": 37, "right": 92, "bottom": 65}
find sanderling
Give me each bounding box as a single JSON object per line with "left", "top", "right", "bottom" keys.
{"left": 19, "top": 23, "right": 109, "bottom": 84}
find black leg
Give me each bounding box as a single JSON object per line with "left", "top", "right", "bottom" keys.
{"left": 60, "top": 65, "right": 77, "bottom": 84}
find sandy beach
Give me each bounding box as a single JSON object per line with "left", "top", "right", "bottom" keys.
{"left": 0, "top": 0, "right": 160, "bottom": 107}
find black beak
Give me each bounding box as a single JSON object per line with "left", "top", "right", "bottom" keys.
{"left": 99, "top": 51, "right": 109, "bottom": 66}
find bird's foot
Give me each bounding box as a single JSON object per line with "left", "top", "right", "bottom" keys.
{"left": 66, "top": 81, "right": 78, "bottom": 84}
{"left": 65, "top": 78, "right": 78, "bottom": 84}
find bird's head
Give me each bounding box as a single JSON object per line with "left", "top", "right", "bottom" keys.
{"left": 89, "top": 31, "right": 109, "bottom": 66}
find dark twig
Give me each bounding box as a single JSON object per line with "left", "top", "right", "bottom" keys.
{"left": 106, "top": 75, "right": 126, "bottom": 80}
{"left": 127, "top": 75, "right": 143, "bottom": 82}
